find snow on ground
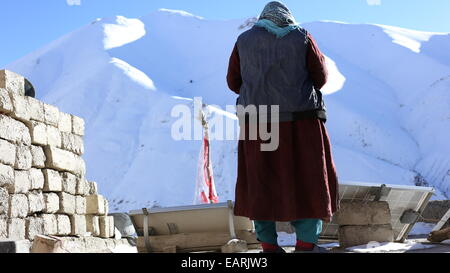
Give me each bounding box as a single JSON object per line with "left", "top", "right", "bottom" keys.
{"left": 277, "top": 232, "right": 296, "bottom": 247}
{"left": 346, "top": 240, "right": 436, "bottom": 253}
{"left": 5, "top": 9, "right": 450, "bottom": 212}
{"left": 278, "top": 222, "right": 439, "bottom": 247}
{"left": 278, "top": 230, "right": 445, "bottom": 252}
{"left": 111, "top": 244, "right": 138, "bottom": 253}
{"left": 103, "top": 16, "right": 146, "bottom": 50}
{"left": 375, "top": 24, "right": 440, "bottom": 53}
{"left": 319, "top": 242, "right": 340, "bottom": 249}
{"left": 275, "top": 231, "right": 341, "bottom": 248}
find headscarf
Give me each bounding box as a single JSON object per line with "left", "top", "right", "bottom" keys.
{"left": 259, "top": 1, "right": 297, "bottom": 27}
{"left": 255, "top": 1, "right": 300, "bottom": 38}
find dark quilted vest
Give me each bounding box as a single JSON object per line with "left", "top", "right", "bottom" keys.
{"left": 236, "top": 26, "right": 324, "bottom": 122}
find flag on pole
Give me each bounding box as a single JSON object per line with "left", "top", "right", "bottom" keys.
{"left": 194, "top": 114, "right": 219, "bottom": 204}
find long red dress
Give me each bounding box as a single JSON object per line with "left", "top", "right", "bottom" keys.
{"left": 227, "top": 33, "right": 340, "bottom": 222}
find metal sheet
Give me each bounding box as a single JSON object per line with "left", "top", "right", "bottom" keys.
{"left": 321, "top": 181, "right": 435, "bottom": 242}
{"left": 129, "top": 183, "right": 434, "bottom": 242}
{"left": 129, "top": 202, "right": 254, "bottom": 236}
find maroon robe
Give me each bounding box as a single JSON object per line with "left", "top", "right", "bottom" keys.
{"left": 227, "top": 32, "right": 339, "bottom": 222}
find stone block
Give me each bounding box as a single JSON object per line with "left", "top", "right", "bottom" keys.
{"left": 28, "top": 121, "right": 47, "bottom": 146}
{"left": 15, "top": 144, "right": 32, "bottom": 170}
{"left": 7, "top": 218, "right": 26, "bottom": 240}
{"left": 0, "top": 216, "right": 7, "bottom": 238}
{"left": 70, "top": 214, "right": 87, "bottom": 236}
{"left": 56, "top": 214, "right": 71, "bottom": 236}
{"left": 0, "top": 139, "right": 16, "bottom": 167}
{"left": 43, "top": 103, "right": 59, "bottom": 127}
{"left": 32, "top": 235, "right": 84, "bottom": 253}
{"left": 0, "top": 188, "right": 9, "bottom": 215}
{"left": 88, "top": 181, "right": 98, "bottom": 195}
{"left": 30, "top": 145, "right": 46, "bottom": 168}
{"left": 8, "top": 194, "right": 28, "bottom": 218}
{"left": 83, "top": 237, "right": 110, "bottom": 253}
{"left": 0, "top": 70, "right": 25, "bottom": 95}
{"left": 47, "top": 125, "right": 62, "bottom": 148}
{"left": 42, "top": 214, "right": 58, "bottom": 235}
{"left": 30, "top": 235, "right": 63, "bottom": 253}
{"left": 42, "top": 169, "right": 62, "bottom": 192}
{"left": 62, "top": 172, "right": 77, "bottom": 195}
{"left": 99, "top": 216, "right": 114, "bottom": 238}
{"left": 0, "top": 240, "right": 30, "bottom": 253}
{"left": 104, "top": 238, "right": 116, "bottom": 250}
{"left": 86, "top": 195, "right": 106, "bottom": 215}
{"left": 26, "top": 216, "right": 44, "bottom": 240}
{"left": 76, "top": 196, "right": 86, "bottom": 215}
{"left": 76, "top": 178, "right": 90, "bottom": 196}
{"left": 29, "top": 121, "right": 47, "bottom": 146}
{"left": 338, "top": 225, "right": 395, "bottom": 248}
{"left": 44, "top": 146, "right": 85, "bottom": 176}
{"left": 104, "top": 198, "right": 109, "bottom": 216}
{"left": 107, "top": 216, "right": 115, "bottom": 239}
{"left": 31, "top": 235, "right": 124, "bottom": 253}
{"left": 27, "top": 96, "right": 45, "bottom": 122}
{"left": 336, "top": 200, "right": 392, "bottom": 226}
{"left": 0, "top": 142, "right": 15, "bottom": 174}
{"left": 58, "top": 192, "right": 75, "bottom": 215}
{"left": 27, "top": 191, "right": 45, "bottom": 214}
{"left": 0, "top": 114, "right": 31, "bottom": 145}
{"left": 61, "top": 132, "right": 84, "bottom": 155}
{"left": 10, "top": 92, "right": 31, "bottom": 123}
{"left": 43, "top": 193, "right": 59, "bottom": 213}
{"left": 9, "top": 170, "right": 30, "bottom": 194}
{"left": 29, "top": 168, "right": 45, "bottom": 190}
{"left": 0, "top": 164, "right": 14, "bottom": 189}
{"left": 0, "top": 87, "right": 13, "bottom": 114}
{"left": 79, "top": 160, "right": 87, "bottom": 179}
{"left": 58, "top": 112, "right": 72, "bottom": 133}
{"left": 86, "top": 215, "right": 100, "bottom": 237}
{"left": 71, "top": 115, "right": 85, "bottom": 136}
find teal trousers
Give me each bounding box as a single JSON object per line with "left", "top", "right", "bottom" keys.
{"left": 254, "top": 219, "right": 323, "bottom": 245}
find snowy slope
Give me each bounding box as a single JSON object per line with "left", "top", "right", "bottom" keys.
{"left": 6, "top": 9, "right": 450, "bottom": 212}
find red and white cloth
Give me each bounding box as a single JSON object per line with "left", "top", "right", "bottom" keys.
{"left": 194, "top": 130, "right": 219, "bottom": 204}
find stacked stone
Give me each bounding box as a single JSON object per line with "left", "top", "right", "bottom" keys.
{"left": 0, "top": 70, "right": 114, "bottom": 243}
{"left": 336, "top": 200, "right": 395, "bottom": 248}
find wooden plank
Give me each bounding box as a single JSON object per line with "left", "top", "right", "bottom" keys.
{"left": 432, "top": 208, "right": 450, "bottom": 231}
{"left": 136, "top": 230, "right": 258, "bottom": 253}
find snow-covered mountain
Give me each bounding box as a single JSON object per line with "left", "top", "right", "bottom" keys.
{"left": 6, "top": 9, "right": 450, "bottom": 212}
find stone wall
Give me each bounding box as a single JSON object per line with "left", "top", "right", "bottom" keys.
{"left": 0, "top": 70, "right": 115, "bottom": 245}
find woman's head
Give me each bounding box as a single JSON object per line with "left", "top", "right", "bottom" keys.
{"left": 259, "top": 1, "right": 297, "bottom": 27}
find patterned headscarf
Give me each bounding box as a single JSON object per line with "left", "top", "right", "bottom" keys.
{"left": 259, "top": 1, "right": 297, "bottom": 27}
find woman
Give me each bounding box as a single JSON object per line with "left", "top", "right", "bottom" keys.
{"left": 227, "top": 1, "right": 339, "bottom": 253}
